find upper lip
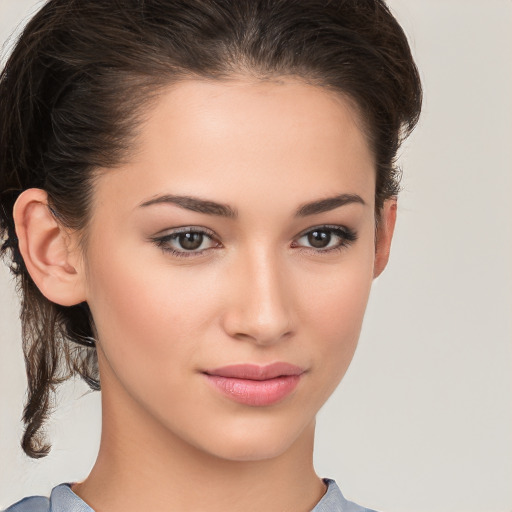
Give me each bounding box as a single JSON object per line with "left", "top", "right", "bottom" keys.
{"left": 204, "top": 362, "right": 305, "bottom": 381}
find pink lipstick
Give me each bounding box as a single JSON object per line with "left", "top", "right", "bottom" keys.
{"left": 203, "top": 362, "right": 304, "bottom": 406}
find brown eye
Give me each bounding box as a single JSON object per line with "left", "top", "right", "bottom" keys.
{"left": 294, "top": 225, "right": 358, "bottom": 253}
{"left": 152, "top": 227, "right": 220, "bottom": 258}
{"left": 178, "top": 232, "right": 204, "bottom": 250}
{"left": 307, "top": 230, "right": 331, "bottom": 249}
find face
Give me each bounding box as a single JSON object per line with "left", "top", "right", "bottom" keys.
{"left": 80, "top": 78, "right": 386, "bottom": 461}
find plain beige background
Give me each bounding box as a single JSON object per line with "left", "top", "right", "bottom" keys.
{"left": 1, "top": 1, "right": 511, "bottom": 511}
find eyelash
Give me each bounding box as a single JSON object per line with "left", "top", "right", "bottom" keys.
{"left": 151, "top": 225, "right": 358, "bottom": 259}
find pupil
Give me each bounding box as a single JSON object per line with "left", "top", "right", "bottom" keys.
{"left": 308, "top": 230, "right": 330, "bottom": 248}
{"left": 179, "top": 232, "right": 203, "bottom": 250}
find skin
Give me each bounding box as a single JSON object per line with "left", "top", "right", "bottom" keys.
{"left": 14, "top": 77, "right": 396, "bottom": 512}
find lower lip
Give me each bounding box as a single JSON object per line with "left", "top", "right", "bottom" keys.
{"left": 204, "top": 374, "right": 301, "bottom": 406}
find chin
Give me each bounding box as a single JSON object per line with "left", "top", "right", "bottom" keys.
{"left": 205, "top": 438, "right": 295, "bottom": 463}
{"left": 188, "top": 415, "right": 315, "bottom": 463}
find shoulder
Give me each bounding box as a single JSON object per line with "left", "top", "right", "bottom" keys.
{"left": 2, "top": 483, "right": 92, "bottom": 512}
{"left": 1, "top": 496, "right": 49, "bottom": 512}
{"left": 314, "top": 478, "right": 380, "bottom": 512}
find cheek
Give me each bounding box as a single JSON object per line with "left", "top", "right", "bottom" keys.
{"left": 312, "top": 274, "right": 371, "bottom": 351}
{"left": 299, "top": 245, "right": 375, "bottom": 385}
{"left": 84, "top": 244, "right": 204, "bottom": 374}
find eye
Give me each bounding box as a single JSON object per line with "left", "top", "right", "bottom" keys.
{"left": 292, "top": 225, "right": 357, "bottom": 254}
{"left": 151, "top": 227, "right": 220, "bottom": 258}
{"left": 151, "top": 224, "right": 357, "bottom": 259}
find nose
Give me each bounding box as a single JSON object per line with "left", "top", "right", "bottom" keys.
{"left": 221, "top": 247, "right": 295, "bottom": 346}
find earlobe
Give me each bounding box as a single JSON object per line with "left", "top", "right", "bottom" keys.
{"left": 13, "top": 188, "right": 86, "bottom": 306}
{"left": 373, "top": 198, "right": 397, "bottom": 279}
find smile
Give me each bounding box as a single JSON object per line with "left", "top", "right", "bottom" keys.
{"left": 203, "top": 363, "right": 305, "bottom": 406}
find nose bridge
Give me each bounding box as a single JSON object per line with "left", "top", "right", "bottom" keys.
{"left": 223, "top": 243, "right": 294, "bottom": 345}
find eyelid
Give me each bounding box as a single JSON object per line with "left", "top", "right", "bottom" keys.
{"left": 153, "top": 225, "right": 217, "bottom": 238}
{"left": 295, "top": 223, "right": 351, "bottom": 239}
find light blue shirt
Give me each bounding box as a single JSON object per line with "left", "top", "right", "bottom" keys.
{"left": 2, "top": 478, "right": 378, "bottom": 512}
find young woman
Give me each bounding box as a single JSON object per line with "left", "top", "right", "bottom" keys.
{"left": 0, "top": 1, "right": 421, "bottom": 511}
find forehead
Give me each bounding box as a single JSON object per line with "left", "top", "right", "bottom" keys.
{"left": 135, "top": 77, "right": 371, "bottom": 163}
{"left": 92, "top": 77, "right": 375, "bottom": 215}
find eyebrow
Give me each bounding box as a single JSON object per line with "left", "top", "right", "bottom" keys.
{"left": 139, "top": 192, "right": 365, "bottom": 218}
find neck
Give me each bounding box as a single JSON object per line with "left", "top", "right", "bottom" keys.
{"left": 73, "top": 366, "right": 326, "bottom": 512}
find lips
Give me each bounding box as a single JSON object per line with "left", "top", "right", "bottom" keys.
{"left": 203, "top": 363, "right": 305, "bottom": 406}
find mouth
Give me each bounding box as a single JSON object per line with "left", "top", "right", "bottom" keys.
{"left": 202, "top": 363, "right": 305, "bottom": 406}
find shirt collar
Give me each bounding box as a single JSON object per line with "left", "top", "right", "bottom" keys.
{"left": 49, "top": 478, "right": 374, "bottom": 512}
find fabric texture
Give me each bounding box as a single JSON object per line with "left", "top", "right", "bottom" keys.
{"left": 2, "top": 478, "right": 378, "bottom": 512}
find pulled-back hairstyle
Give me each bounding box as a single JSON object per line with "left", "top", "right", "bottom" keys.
{"left": 0, "top": 0, "right": 422, "bottom": 458}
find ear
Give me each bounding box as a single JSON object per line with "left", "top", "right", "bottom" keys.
{"left": 373, "top": 197, "right": 397, "bottom": 279}
{"left": 13, "top": 188, "right": 86, "bottom": 306}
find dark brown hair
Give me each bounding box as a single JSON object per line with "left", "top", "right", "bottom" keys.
{"left": 0, "top": 0, "right": 422, "bottom": 458}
